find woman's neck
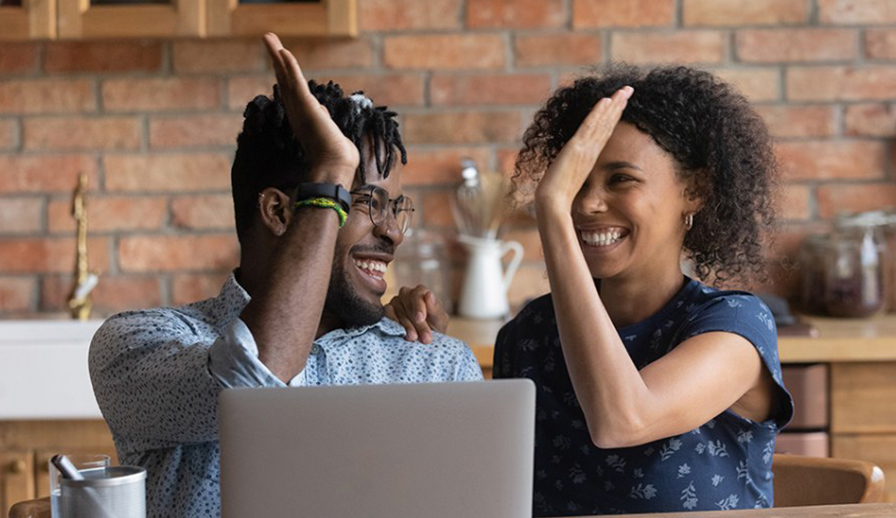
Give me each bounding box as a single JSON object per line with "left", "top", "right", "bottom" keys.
{"left": 598, "top": 266, "right": 687, "bottom": 328}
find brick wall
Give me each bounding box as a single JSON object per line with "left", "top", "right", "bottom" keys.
{"left": 1, "top": 0, "right": 896, "bottom": 318}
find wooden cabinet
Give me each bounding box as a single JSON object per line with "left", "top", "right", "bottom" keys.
{"left": 0, "top": 0, "right": 55, "bottom": 40}
{"left": 1, "top": 0, "right": 355, "bottom": 40}
{"left": 0, "top": 420, "right": 116, "bottom": 514}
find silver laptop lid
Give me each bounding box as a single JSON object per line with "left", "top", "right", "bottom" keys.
{"left": 219, "top": 379, "right": 534, "bottom": 518}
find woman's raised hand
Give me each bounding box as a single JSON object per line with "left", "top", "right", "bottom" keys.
{"left": 263, "top": 33, "right": 359, "bottom": 185}
{"left": 534, "top": 86, "right": 633, "bottom": 213}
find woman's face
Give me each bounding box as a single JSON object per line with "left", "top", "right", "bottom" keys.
{"left": 570, "top": 121, "right": 698, "bottom": 282}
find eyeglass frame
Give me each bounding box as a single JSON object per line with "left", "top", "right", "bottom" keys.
{"left": 349, "top": 185, "right": 415, "bottom": 235}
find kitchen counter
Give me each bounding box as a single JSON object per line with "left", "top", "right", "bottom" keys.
{"left": 453, "top": 313, "right": 896, "bottom": 372}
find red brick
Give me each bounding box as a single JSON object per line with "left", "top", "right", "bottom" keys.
{"left": 102, "top": 78, "right": 221, "bottom": 112}
{"left": 0, "top": 119, "right": 17, "bottom": 150}
{"left": 431, "top": 74, "right": 552, "bottom": 106}
{"left": 104, "top": 154, "right": 231, "bottom": 192}
{"left": 683, "top": 0, "right": 807, "bottom": 26}
{"left": 0, "top": 43, "right": 39, "bottom": 75}
{"left": 844, "top": 103, "right": 896, "bottom": 137}
{"left": 514, "top": 34, "right": 602, "bottom": 68}
{"left": 118, "top": 234, "right": 239, "bottom": 272}
{"left": 360, "top": 0, "right": 461, "bottom": 31}
{"left": 308, "top": 74, "right": 426, "bottom": 108}
{"left": 787, "top": 66, "right": 896, "bottom": 101}
{"left": 384, "top": 35, "right": 505, "bottom": 70}
{"left": 173, "top": 40, "right": 265, "bottom": 74}
{"left": 402, "top": 147, "right": 491, "bottom": 186}
{"left": 402, "top": 111, "right": 522, "bottom": 145}
{"left": 736, "top": 29, "right": 856, "bottom": 63}
{"left": 776, "top": 141, "right": 886, "bottom": 181}
{"left": 818, "top": 0, "right": 896, "bottom": 24}
{"left": 40, "top": 275, "right": 162, "bottom": 315}
{"left": 228, "top": 76, "right": 277, "bottom": 111}
{"left": 0, "top": 155, "right": 99, "bottom": 193}
{"left": 816, "top": 183, "right": 896, "bottom": 219}
{"left": 610, "top": 32, "right": 725, "bottom": 65}
{"left": 0, "top": 277, "right": 34, "bottom": 312}
{"left": 43, "top": 41, "right": 163, "bottom": 74}
{"left": 421, "top": 190, "right": 456, "bottom": 228}
{"left": 23, "top": 116, "right": 141, "bottom": 151}
{"left": 866, "top": 29, "right": 896, "bottom": 60}
{"left": 779, "top": 184, "right": 812, "bottom": 221}
{"left": 0, "top": 197, "right": 43, "bottom": 234}
{"left": 0, "top": 78, "right": 96, "bottom": 114}
{"left": 573, "top": 0, "right": 674, "bottom": 28}
{"left": 0, "top": 237, "right": 110, "bottom": 273}
{"left": 48, "top": 196, "right": 168, "bottom": 233}
{"left": 280, "top": 37, "right": 374, "bottom": 70}
{"left": 468, "top": 0, "right": 565, "bottom": 29}
{"left": 170, "top": 194, "right": 234, "bottom": 230}
{"left": 755, "top": 105, "right": 837, "bottom": 138}
{"left": 172, "top": 272, "right": 231, "bottom": 305}
{"left": 149, "top": 113, "right": 243, "bottom": 149}
{"left": 712, "top": 68, "right": 780, "bottom": 102}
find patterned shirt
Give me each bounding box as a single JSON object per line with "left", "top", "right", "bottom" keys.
{"left": 89, "top": 273, "right": 483, "bottom": 518}
{"left": 494, "top": 277, "right": 794, "bottom": 516}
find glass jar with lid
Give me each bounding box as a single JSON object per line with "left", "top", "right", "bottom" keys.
{"left": 819, "top": 212, "right": 890, "bottom": 318}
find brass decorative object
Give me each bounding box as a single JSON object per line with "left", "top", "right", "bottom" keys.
{"left": 68, "top": 173, "right": 99, "bottom": 320}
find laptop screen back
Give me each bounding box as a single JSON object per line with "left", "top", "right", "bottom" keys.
{"left": 219, "top": 379, "right": 535, "bottom": 518}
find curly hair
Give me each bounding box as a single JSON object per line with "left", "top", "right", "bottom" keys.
{"left": 231, "top": 81, "right": 408, "bottom": 244}
{"left": 514, "top": 64, "right": 778, "bottom": 285}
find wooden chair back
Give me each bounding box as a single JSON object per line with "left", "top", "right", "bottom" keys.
{"left": 773, "top": 453, "right": 886, "bottom": 507}
{"left": 7, "top": 496, "right": 49, "bottom": 518}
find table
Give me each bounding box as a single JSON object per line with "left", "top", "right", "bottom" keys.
{"left": 577, "top": 503, "right": 896, "bottom": 517}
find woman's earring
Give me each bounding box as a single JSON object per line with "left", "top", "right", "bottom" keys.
{"left": 684, "top": 213, "right": 694, "bottom": 231}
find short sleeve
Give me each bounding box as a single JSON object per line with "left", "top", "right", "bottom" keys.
{"left": 677, "top": 293, "right": 794, "bottom": 429}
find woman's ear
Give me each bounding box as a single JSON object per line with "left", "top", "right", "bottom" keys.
{"left": 257, "top": 187, "right": 292, "bottom": 237}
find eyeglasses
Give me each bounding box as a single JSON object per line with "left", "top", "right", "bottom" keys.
{"left": 350, "top": 185, "right": 415, "bottom": 235}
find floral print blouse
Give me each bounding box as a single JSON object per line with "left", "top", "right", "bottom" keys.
{"left": 493, "top": 277, "right": 794, "bottom": 516}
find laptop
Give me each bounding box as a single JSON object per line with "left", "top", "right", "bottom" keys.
{"left": 218, "top": 379, "right": 535, "bottom": 518}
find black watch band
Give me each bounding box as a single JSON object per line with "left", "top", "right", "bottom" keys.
{"left": 295, "top": 182, "right": 351, "bottom": 214}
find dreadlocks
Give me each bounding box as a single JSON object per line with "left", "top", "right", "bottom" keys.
{"left": 230, "top": 81, "right": 408, "bottom": 244}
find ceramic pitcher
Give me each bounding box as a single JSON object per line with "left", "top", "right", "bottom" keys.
{"left": 457, "top": 236, "right": 523, "bottom": 319}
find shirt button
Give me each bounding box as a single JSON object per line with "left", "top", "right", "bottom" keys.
{"left": 311, "top": 344, "right": 320, "bottom": 354}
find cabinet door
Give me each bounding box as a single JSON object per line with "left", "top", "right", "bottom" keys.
{"left": 832, "top": 434, "right": 896, "bottom": 503}
{"left": 0, "top": 450, "right": 35, "bottom": 515}
{"left": 57, "top": 0, "right": 202, "bottom": 38}
{"left": 831, "top": 362, "right": 896, "bottom": 434}
{"left": 0, "top": 0, "right": 54, "bottom": 39}
{"left": 207, "top": 0, "right": 355, "bottom": 37}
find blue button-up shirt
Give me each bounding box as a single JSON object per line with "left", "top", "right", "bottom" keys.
{"left": 89, "top": 274, "right": 483, "bottom": 518}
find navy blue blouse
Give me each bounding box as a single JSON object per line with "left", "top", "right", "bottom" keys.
{"left": 493, "top": 277, "right": 794, "bottom": 516}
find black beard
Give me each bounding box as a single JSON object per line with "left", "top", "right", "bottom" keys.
{"left": 322, "top": 244, "right": 392, "bottom": 328}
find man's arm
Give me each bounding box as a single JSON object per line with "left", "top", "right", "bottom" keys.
{"left": 239, "top": 34, "right": 359, "bottom": 383}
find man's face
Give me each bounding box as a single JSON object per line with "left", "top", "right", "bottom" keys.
{"left": 323, "top": 143, "right": 406, "bottom": 328}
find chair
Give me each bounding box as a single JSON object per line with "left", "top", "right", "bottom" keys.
{"left": 7, "top": 496, "right": 49, "bottom": 518}
{"left": 773, "top": 453, "right": 886, "bottom": 507}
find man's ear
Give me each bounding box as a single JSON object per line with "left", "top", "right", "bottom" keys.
{"left": 257, "top": 187, "right": 291, "bottom": 237}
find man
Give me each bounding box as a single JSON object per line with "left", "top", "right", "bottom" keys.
{"left": 89, "top": 34, "right": 482, "bottom": 518}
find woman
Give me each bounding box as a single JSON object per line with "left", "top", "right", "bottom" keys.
{"left": 498, "top": 64, "right": 795, "bottom": 515}
{"left": 389, "top": 64, "right": 793, "bottom": 515}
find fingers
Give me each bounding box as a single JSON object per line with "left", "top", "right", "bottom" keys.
{"left": 576, "top": 85, "right": 633, "bottom": 144}
{"left": 423, "top": 291, "right": 450, "bottom": 334}
{"left": 385, "top": 295, "right": 420, "bottom": 342}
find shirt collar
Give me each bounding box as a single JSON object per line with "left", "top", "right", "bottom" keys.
{"left": 214, "top": 270, "right": 251, "bottom": 327}
{"left": 317, "top": 317, "right": 407, "bottom": 344}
